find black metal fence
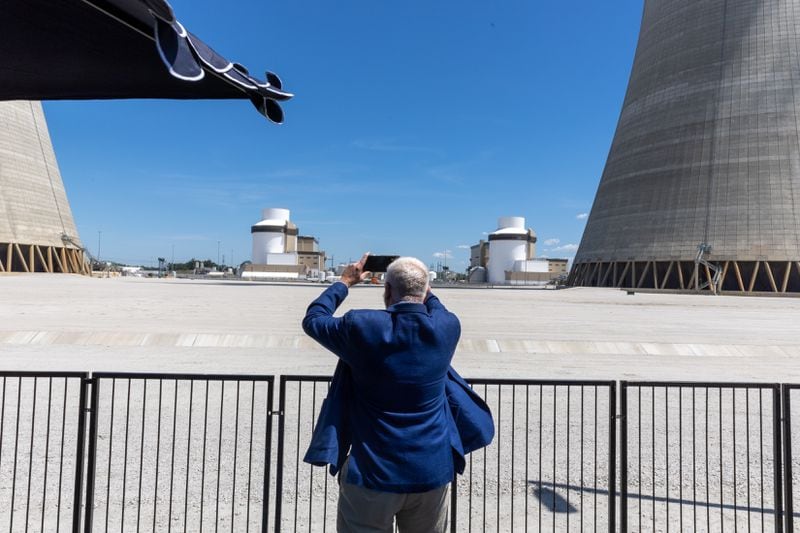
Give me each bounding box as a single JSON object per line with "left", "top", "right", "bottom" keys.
{"left": 83, "top": 373, "right": 275, "bottom": 533}
{"left": 451, "top": 379, "right": 616, "bottom": 532}
{"left": 273, "top": 377, "right": 617, "bottom": 532}
{"left": 275, "top": 376, "right": 338, "bottom": 532}
{"left": 620, "top": 382, "right": 783, "bottom": 532}
{"left": 6, "top": 372, "right": 800, "bottom": 532}
{"left": 782, "top": 384, "right": 800, "bottom": 533}
{"left": 0, "top": 372, "right": 88, "bottom": 533}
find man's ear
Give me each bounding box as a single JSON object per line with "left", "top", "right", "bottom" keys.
{"left": 383, "top": 282, "right": 392, "bottom": 306}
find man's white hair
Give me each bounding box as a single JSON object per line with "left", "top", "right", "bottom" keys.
{"left": 385, "top": 257, "right": 429, "bottom": 301}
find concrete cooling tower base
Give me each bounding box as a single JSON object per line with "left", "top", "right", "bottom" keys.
{"left": 0, "top": 101, "right": 87, "bottom": 274}
{"left": 568, "top": 259, "right": 800, "bottom": 294}
{"left": 571, "top": 0, "right": 800, "bottom": 294}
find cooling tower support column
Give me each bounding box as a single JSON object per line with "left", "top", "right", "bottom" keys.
{"left": 0, "top": 101, "right": 88, "bottom": 274}
{"left": 571, "top": 0, "right": 800, "bottom": 294}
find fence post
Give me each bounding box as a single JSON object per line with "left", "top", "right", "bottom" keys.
{"left": 274, "top": 377, "right": 287, "bottom": 533}
{"left": 450, "top": 473, "right": 457, "bottom": 533}
{"left": 261, "top": 377, "right": 275, "bottom": 533}
{"left": 619, "top": 382, "right": 628, "bottom": 533}
{"left": 71, "top": 374, "right": 90, "bottom": 533}
{"left": 774, "top": 385, "right": 784, "bottom": 533}
{"left": 784, "top": 385, "right": 794, "bottom": 533}
{"left": 609, "top": 381, "right": 617, "bottom": 533}
{"left": 81, "top": 376, "right": 99, "bottom": 533}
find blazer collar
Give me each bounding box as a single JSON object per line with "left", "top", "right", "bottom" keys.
{"left": 386, "top": 302, "right": 428, "bottom": 314}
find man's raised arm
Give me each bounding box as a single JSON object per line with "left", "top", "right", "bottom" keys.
{"left": 301, "top": 253, "right": 371, "bottom": 358}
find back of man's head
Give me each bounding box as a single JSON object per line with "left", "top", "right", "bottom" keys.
{"left": 385, "top": 257, "right": 429, "bottom": 303}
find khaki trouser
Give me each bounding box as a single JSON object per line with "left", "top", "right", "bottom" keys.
{"left": 337, "top": 458, "right": 449, "bottom": 533}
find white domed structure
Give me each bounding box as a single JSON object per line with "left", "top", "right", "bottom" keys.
{"left": 251, "top": 208, "right": 296, "bottom": 265}
{"left": 487, "top": 217, "right": 537, "bottom": 284}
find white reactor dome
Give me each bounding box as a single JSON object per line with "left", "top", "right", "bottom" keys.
{"left": 496, "top": 216, "right": 525, "bottom": 230}
{"left": 261, "top": 207, "right": 290, "bottom": 222}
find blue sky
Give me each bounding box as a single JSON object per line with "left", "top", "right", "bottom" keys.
{"left": 43, "top": 0, "right": 643, "bottom": 270}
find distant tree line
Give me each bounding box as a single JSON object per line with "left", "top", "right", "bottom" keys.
{"left": 170, "top": 259, "right": 220, "bottom": 271}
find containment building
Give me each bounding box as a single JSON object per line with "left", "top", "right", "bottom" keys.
{"left": 0, "top": 101, "right": 87, "bottom": 274}
{"left": 242, "top": 208, "right": 326, "bottom": 280}
{"left": 570, "top": 0, "right": 800, "bottom": 294}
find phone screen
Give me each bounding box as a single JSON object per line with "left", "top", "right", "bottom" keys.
{"left": 363, "top": 255, "right": 398, "bottom": 272}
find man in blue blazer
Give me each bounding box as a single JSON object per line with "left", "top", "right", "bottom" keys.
{"left": 302, "top": 254, "right": 493, "bottom": 533}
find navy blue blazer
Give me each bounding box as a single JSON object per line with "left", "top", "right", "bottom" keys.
{"left": 301, "top": 282, "right": 494, "bottom": 493}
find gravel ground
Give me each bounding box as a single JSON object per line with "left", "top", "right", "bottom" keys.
{"left": 2, "top": 274, "right": 800, "bottom": 531}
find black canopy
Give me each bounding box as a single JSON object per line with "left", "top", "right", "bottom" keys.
{"left": 1, "top": 0, "right": 292, "bottom": 123}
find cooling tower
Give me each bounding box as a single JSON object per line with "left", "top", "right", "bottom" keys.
{"left": 0, "top": 101, "right": 87, "bottom": 274}
{"left": 570, "top": 0, "right": 800, "bottom": 294}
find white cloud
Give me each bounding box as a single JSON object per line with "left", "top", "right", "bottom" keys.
{"left": 433, "top": 250, "right": 453, "bottom": 259}
{"left": 543, "top": 238, "right": 560, "bottom": 246}
{"left": 576, "top": 213, "right": 589, "bottom": 220}
{"left": 457, "top": 244, "right": 471, "bottom": 249}
{"left": 551, "top": 243, "right": 579, "bottom": 253}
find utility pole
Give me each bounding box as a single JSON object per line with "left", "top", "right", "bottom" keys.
{"left": 217, "top": 240, "right": 221, "bottom": 267}
{"left": 97, "top": 230, "right": 102, "bottom": 264}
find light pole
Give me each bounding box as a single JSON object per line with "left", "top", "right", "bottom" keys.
{"left": 97, "top": 230, "right": 102, "bottom": 264}
{"left": 217, "top": 240, "right": 221, "bottom": 267}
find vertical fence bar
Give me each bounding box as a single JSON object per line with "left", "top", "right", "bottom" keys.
{"left": 609, "top": 381, "right": 617, "bottom": 533}
{"left": 783, "top": 385, "right": 793, "bottom": 533}
{"left": 449, "top": 473, "right": 457, "bottom": 533}
{"left": 620, "top": 382, "right": 628, "bottom": 533}
{"left": 274, "top": 377, "right": 287, "bottom": 533}
{"left": 72, "top": 375, "right": 90, "bottom": 533}
{"left": 40, "top": 378, "right": 53, "bottom": 532}
{"left": 82, "top": 378, "right": 100, "bottom": 533}
{"left": 773, "top": 385, "right": 784, "bottom": 533}
{"left": 262, "top": 376, "right": 274, "bottom": 533}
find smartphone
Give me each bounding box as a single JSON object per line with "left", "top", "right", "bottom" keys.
{"left": 363, "top": 255, "right": 399, "bottom": 273}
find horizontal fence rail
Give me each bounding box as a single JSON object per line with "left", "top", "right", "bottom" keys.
{"left": 84, "top": 373, "right": 274, "bottom": 533}
{"left": 621, "top": 381, "right": 783, "bottom": 533}
{"left": 5, "top": 371, "right": 800, "bottom": 532}
{"left": 0, "top": 372, "right": 88, "bottom": 533}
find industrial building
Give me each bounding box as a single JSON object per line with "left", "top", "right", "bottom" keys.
{"left": 570, "top": 0, "right": 800, "bottom": 294}
{"left": 469, "top": 217, "right": 567, "bottom": 284}
{"left": 241, "top": 208, "right": 326, "bottom": 280}
{"left": 0, "top": 101, "right": 88, "bottom": 274}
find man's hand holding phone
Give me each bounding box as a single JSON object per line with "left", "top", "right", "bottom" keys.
{"left": 340, "top": 253, "right": 372, "bottom": 288}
